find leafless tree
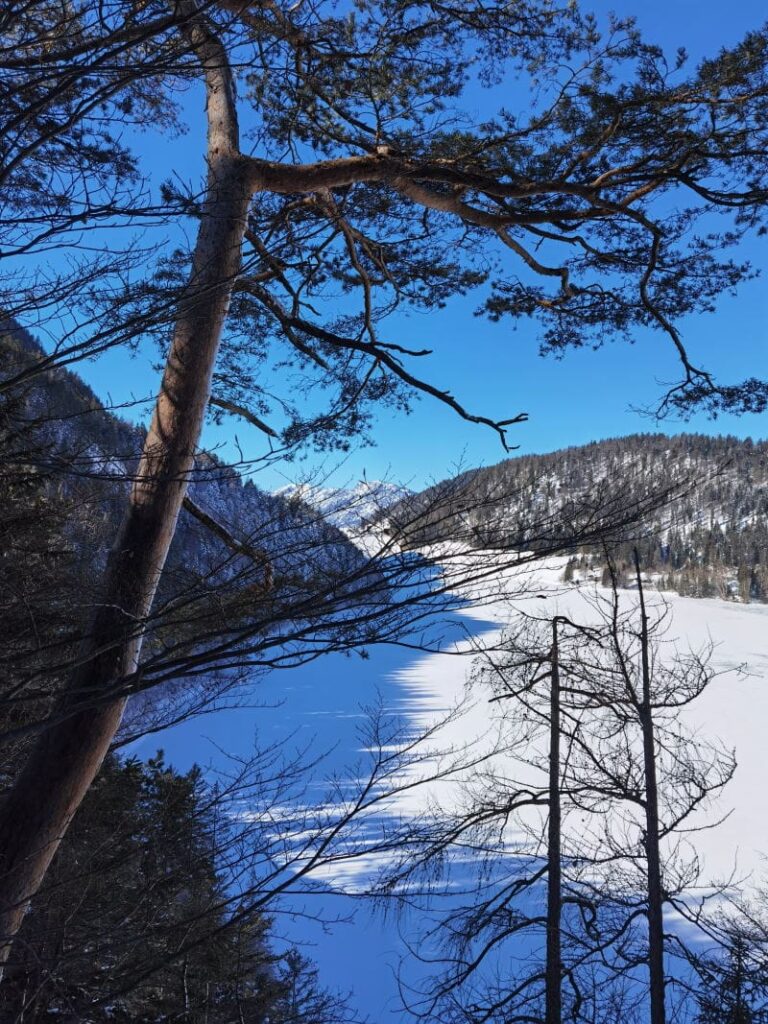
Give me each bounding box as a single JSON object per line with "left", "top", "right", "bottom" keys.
{"left": 381, "top": 554, "right": 736, "bottom": 1024}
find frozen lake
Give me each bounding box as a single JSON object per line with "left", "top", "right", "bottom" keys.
{"left": 139, "top": 555, "right": 768, "bottom": 1018}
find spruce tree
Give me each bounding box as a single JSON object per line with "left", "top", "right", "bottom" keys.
{"left": 696, "top": 930, "right": 768, "bottom": 1024}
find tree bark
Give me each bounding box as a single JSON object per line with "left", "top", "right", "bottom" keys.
{"left": 0, "top": 5, "right": 252, "bottom": 967}
{"left": 634, "top": 550, "right": 666, "bottom": 1024}
{"left": 545, "top": 618, "right": 562, "bottom": 1024}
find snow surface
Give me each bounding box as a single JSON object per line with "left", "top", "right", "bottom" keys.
{"left": 390, "top": 555, "right": 768, "bottom": 887}
{"left": 148, "top": 550, "right": 768, "bottom": 1019}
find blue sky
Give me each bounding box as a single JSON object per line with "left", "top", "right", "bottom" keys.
{"left": 70, "top": 0, "right": 768, "bottom": 491}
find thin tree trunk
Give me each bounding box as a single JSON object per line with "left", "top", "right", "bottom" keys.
{"left": 0, "top": 6, "right": 252, "bottom": 967}
{"left": 634, "top": 550, "right": 666, "bottom": 1024}
{"left": 545, "top": 617, "right": 562, "bottom": 1024}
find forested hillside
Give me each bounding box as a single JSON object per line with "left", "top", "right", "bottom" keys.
{"left": 1, "top": 321, "right": 366, "bottom": 586}
{"left": 1, "top": 321, "right": 382, "bottom": 734}
{"left": 0, "top": 752, "right": 353, "bottom": 1023}
{"left": 390, "top": 434, "right": 768, "bottom": 602}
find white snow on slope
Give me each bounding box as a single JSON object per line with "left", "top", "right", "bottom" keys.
{"left": 273, "top": 479, "right": 410, "bottom": 534}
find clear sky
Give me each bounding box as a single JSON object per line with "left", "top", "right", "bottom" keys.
{"left": 69, "top": 0, "right": 768, "bottom": 492}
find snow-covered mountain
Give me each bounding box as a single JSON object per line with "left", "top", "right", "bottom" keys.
{"left": 9, "top": 315, "right": 767, "bottom": 605}
{"left": 391, "top": 433, "right": 768, "bottom": 602}
{"left": 273, "top": 479, "right": 411, "bottom": 533}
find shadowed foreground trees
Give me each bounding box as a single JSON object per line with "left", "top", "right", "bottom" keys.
{"left": 0, "top": 751, "right": 358, "bottom": 1023}
{"left": 3, "top": 0, "right": 768, "bottom": 970}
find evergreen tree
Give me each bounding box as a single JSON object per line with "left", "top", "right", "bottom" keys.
{"left": 0, "top": 753, "right": 354, "bottom": 1023}
{"left": 696, "top": 929, "right": 768, "bottom": 1024}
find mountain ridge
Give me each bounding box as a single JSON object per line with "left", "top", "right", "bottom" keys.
{"left": 4, "top": 320, "right": 767, "bottom": 604}
{"left": 390, "top": 432, "right": 768, "bottom": 602}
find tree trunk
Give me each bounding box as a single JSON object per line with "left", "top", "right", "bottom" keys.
{"left": 635, "top": 551, "right": 666, "bottom": 1024}
{"left": 545, "top": 618, "right": 562, "bottom": 1024}
{"left": 0, "top": 7, "right": 251, "bottom": 967}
